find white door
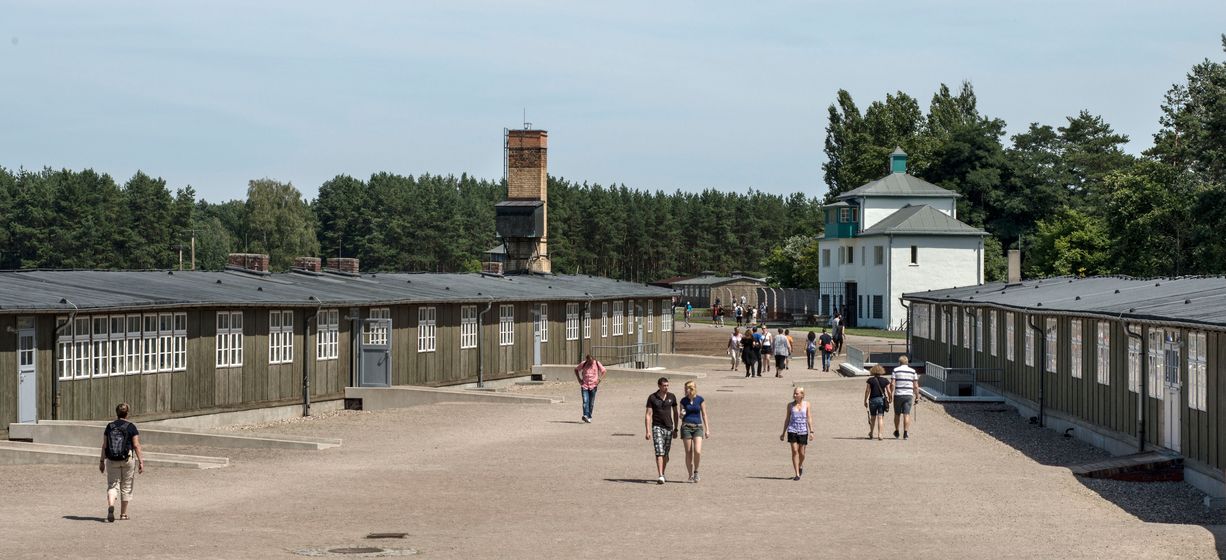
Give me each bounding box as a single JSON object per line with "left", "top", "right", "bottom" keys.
{"left": 17, "top": 317, "right": 37, "bottom": 423}
{"left": 1161, "top": 336, "right": 1182, "bottom": 453}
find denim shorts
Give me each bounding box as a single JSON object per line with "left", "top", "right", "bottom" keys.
{"left": 894, "top": 395, "right": 914, "bottom": 415}
{"left": 680, "top": 423, "right": 705, "bottom": 439}
{"left": 868, "top": 396, "right": 887, "bottom": 416}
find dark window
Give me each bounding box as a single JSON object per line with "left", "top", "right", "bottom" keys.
{"left": 910, "top": 245, "right": 918, "bottom": 265}
{"left": 873, "top": 296, "right": 883, "bottom": 319}
{"left": 821, "top": 295, "right": 830, "bottom": 316}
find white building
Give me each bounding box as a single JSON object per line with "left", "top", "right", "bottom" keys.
{"left": 818, "top": 148, "right": 986, "bottom": 329}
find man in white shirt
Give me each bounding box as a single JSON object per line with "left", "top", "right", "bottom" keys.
{"left": 891, "top": 356, "right": 919, "bottom": 440}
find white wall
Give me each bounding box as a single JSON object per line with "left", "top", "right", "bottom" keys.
{"left": 817, "top": 237, "right": 891, "bottom": 327}
{"left": 860, "top": 197, "right": 956, "bottom": 231}
{"left": 887, "top": 235, "right": 983, "bottom": 329}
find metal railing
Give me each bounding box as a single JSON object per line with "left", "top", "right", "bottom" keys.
{"left": 846, "top": 343, "right": 910, "bottom": 368}
{"left": 591, "top": 343, "right": 660, "bottom": 369}
{"left": 922, "top": 362, "right": 1003, "bottom": 397}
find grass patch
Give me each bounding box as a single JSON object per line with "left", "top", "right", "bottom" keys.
{"left": 844, "top": 327, "right": 907, "bottom": 340}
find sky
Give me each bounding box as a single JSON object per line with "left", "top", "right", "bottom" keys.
{"left": 2, "top": 1, "right": 1224, "bottom": 203}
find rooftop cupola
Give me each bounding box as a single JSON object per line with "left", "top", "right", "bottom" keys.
{"left": 890, "top": 147, "right": 907, "bottom": 174}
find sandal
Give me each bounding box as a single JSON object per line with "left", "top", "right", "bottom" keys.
{"left": 119, "top": 514, "right": 130, "bottom": 521}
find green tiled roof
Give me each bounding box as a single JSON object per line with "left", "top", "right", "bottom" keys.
{"left": 859, "top": 205, "right": 986, "bottom": 237}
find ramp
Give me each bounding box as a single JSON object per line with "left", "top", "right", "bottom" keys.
{"left": 346, "top": 386, "right": 561, "bottom": 411}
{"left": 1069, "top": 452, "right": 1183, "bottom": 482}
{"left": 9, "top": 421, "right": 340, "bottom": 451}
{"left": 0, "top": 441, "right": 228, "bottom": 469}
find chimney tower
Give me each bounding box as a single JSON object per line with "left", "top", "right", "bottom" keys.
{"left": 496, "top": 128, "right": 551, "bottom": 273}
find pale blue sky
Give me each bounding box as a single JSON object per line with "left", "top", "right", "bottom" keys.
{"left": 2, "top": 1, "right": 1223, "bottom": 202}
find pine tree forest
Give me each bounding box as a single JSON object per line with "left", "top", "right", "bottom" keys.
{"left": 1, "top": 38, "right": 1224, "bottom": 287}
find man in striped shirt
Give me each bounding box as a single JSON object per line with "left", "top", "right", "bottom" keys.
{"left": 892, "top": 356, "right": 919, "bottom": 440}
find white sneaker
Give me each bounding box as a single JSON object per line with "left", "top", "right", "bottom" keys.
{"left": 657, "top": 476, "right": 665, "bottom": 485}
{"left": 581, "top": 416, "right": 591, "bottom": 423}
{"left": 693, "top": 472, "right": 700, "bottom": 483}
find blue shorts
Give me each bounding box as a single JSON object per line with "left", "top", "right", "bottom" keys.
{"left": 868, "top": 396, "right": 887, "bottom": 417}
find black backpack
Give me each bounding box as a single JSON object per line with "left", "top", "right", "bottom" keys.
{"left": 105, "top": 421, "right": 131, "bottom": 461}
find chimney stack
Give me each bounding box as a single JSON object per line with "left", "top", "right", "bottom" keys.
{"left": 293, "top": 257, "right": 322, "bottom": 273}
{"left": 227, "top": 253, "right": 270, "bottom": 273}
{"left": 325, "top": 257, "right": 360, "bottom": 276}
{"left": 497, "top": 128, "right": 551, "bottom": 274}
{"left": 1007, "top": 250, "right": 1022, "bottom": 284}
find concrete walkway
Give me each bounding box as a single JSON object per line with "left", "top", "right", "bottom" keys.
{"left": 0, "top": 358, "right": 1220, "bottom": 559}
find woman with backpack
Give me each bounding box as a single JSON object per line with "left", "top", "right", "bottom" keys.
{"left": 818, "top": 329, "right": 834, "bottom": 372}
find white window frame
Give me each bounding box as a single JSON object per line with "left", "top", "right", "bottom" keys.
{"left": 974, "top": 309, "right": 983, "bottom": 353}
{"left": 822, "top": 249, "right": 830, "bottom": 268}
{"left": 601, "top": 302, "right": 609, "bottom": 338}
{"left": 216, "top": 311, "right": 244, "bottom": 368}
{"left": 110, "top": 316, "right": 127, "bottom": 375}
{"left": 317, "top": 309, "right": 339, "bottom": 360}
{"left": 417, "top": 306, "right": 437, "bottom": 353}
{"left": 661, "top": 302, "right": 673, "bottom": 332}
{"left": 940, "top": 306, "right": 951, "bottom": 344}
{"left": 499, "top": 304, "right": 515, "bottom": 346}
{"left": 269, "top": 310, "right": 294, "bottom": 365}
{"left": 913, "top": 304, "right": 928, "bottom": 339}
{"left": 1045, "top": 317, "right": 1057, "bottom": 373}
{"left": 365, "top": 308, "right": 391, "bottom": 346}
{"left": 172, "top": 313, "right": 187, "bottom": 371}
{"left": 461, "top": 305, "right": 479, "bottom": 349}
{"left": 92, "top": 316, "right": 110, "bottom": 377}
{"left": 158, "top": 313, "right": 174, "bottom": 372}
{"left": 583, "top": 306, "right": 592, "bottom": 339}
{"left": 627, "top": 302, "right": 635, "bottom": 335}
{"left": 536, "top": 303, "right": 549, "bottom": 343}
{"left": 1147, "top": 328, "right": 1165, "bottom": 399}
{"left": 142, "top": 314, "right": 158, "bottom": 373}
{"left": 613, "top": 301, "right": 624, "bottom": 336}
{"left": 1127, "top": 336, "right": 1141, "bottom": 393}
{"left": 126, "top": 315, "right": 141, "bottom": 373}
{"left": 1006, "top": 312, "right": 1015, "bottom": 362}
{"left": 565, "top": 303, "right": 579, "bottom": 341}
{"left": 874, "top": 245, "right": 884, "bottom": 266}
{"left": 962, "top": 309, "right": 972, "bottom": 349}
{"left": 1096, "top": 321, "right": 1110, "bottom": 385}
{"left": 56, "top": 317, "right": 78, "bottom": 380}
{"left": 1024, "top": 317, "right": 1034, "bottom": 367}
{"left": 647, "top": 301, "right": 654, "bottom": 333}
{"left": 1070, "top": 319, "right": 1083, "bottom": 379}
{"left": 1189, "top": 331, "right": 1207, "bottom": 411}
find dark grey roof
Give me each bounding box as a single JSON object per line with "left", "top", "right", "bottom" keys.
{"left": 903, "top": 276, "right": 1226, "bottom": 328}
{"left": 495, "top": 200, "right": 543, "bottom": 208}
{"left": 822, "top": 201, "right": 851, "bottom": 208}
{"left": 673, "top": 275, "right": 767, "bottom": 287}
{"left": 837, "top": 173, "right": 960, "bottom": 199}
{"left": 0, "top": 270, "right": 675, "bottom": 313}
{"left": 859, "top": 205, "right": 987, "bottom": 237}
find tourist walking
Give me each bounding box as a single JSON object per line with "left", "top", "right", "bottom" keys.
{"left": 832, "top": 313, "right": 845, "bottom": 355}
{"left": 772, "top": 328, "right": 791, "bottom": 376}
{"left": 735, "top": 304, "right": 743, "bottom": 326}
{"left": 680, "top": 381, "right": 710, "bottom": 483}
{"left": 645, "top": 377, "right": 680, "bottom": 484}
{"left": 784, "top": 329, "right": 795, "bottom": 370}
{"left": 892, "top": 356, "right": 919, "bottom": 439}
{"left": 728, "top": 328, "right": 742, "bottom": 370}
{"left": 779, "top": 387, "right": 813, "bottom": 481}
{"left": 684, "top": 302, "right": 693, "bottom": 328}
{"left": 100, "top": 403, "right": 144, "bottom": 522}
{"left": 741, "top": 328, "right": 759, "bottom": 377}
{"left": 805, "top": 331, "right": 817, "bottom": 369}
{"left": 819, "top": 329, "right": 834, "bottom": 372}
{"left": 761, "top": 327, "right": 773, "bottom": 374}
{"left": 574, "top": 354, "right": 606, "bottom": 423}
{"left": 864, "top": 365, "right": 892, "bottom": 440}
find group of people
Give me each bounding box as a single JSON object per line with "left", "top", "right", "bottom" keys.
{"left": 677, "top": 298, "right": 773, "bottom": 329}
{"left": 728, "top": 326, "right": 796, "bottom": 377}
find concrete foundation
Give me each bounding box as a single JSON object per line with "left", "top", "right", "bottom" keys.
{"left": 0, "top": 441, "right": 228, "bottom": 469}
{"left": 149, "top": 399, "right": 344, "bottom": 430}
{"left": 9, "top": 420, "right": 340, "bottom": 451}
{"left": 345, "top": 386, "right": 561, "bottom": 411}
{"left": 532, "top": 364, "right": 703, "bottom": 384}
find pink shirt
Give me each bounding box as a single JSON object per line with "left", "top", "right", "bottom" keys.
{"left": 576, "top": 360, "right": 606, "bottom": 389}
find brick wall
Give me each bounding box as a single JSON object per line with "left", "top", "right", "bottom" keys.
{"left": 326, "top": 257, "right": 360, "bottom": 275}
{"left": 293, "top": 257, "right": 322, "bottom": 273}
{"left": 227, "top": 253, "right": 270, "bottom": 272}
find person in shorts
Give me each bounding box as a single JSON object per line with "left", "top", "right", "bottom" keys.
{"left": 645, "top": 377, "right": 680, "bottom": 484}
{"left": 892, "top": 356, "right": 919, "bottom": 439}
{"left": 100, "top": 403, "right": 144, "bottom": 522}
{"left": 761, "top": 326, "right": 773, "bottom": 374}
{"left": 679, "top": 381, "right": 710, "bottom": 483}
{"left": 864, "top": 365, "right": 892, "bottom": 440}
{"left": 773, "top": 328, "right": 791, "bottom": 375}
{"left": 780, "top": 387, "right": 813, "bottom": 481}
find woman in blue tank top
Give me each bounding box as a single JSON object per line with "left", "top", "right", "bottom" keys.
{"left": 779, "top": 387, "right": 812, "bottom": 481}
{"left": 680, "top": 381, "right": 710, "bottom": 483}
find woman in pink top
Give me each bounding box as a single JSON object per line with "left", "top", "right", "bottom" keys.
{"left": 574, "top": 354, "right": 606, "bottom": 423}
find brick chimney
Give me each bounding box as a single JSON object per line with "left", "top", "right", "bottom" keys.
{"left": 325, "top": 257, "right": 360, "bottom": 275}
{"left": 501, "top": 128, "right": 551, "bottom": 274}
{"left": 227, "top": 253, "right": 270, "bottom": 273}
{"left": 293, "top": 257, "right": 322, "bottom": 273}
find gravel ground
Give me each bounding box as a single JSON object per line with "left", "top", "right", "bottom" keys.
{"left": 0, "top": 326, "right": 1220, "bottom": 559}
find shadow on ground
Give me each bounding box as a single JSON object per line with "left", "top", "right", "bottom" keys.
{"left": 63, "top": 515, "right": 107, "bottom": 523}
{"left": 941, "top": 403, "right": 1225, "bottom": 527}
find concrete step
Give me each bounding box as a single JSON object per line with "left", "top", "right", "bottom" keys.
{"left": 0, "top": 441, "right": 228, "bottom": 469}
{"left": 9, "top": 421, "right": 340, "bottom": 451}
{"left": 1069, "top": 452, "right": 1182, "bottom": 479}
{"left": 346, "top": 385, "right": 562, "bottom": 411}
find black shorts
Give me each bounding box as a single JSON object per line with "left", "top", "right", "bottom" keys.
{"left": 786, "top": 432, "right": 809, "bottom": 445}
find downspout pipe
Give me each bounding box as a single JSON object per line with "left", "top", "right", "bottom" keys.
{"left": 303, "top": 296, "right": 322, "bottom": 417}
{"left": 476, "top": 296, "right": 494, "bottom": 388}
{"left": 51, "top": 298, "right": 78, "bottom": 421}
{"left": 1124, "top": 321, "right": 1146, "bottom": 453}
{"left": 1027, "top": 315, "right": 1046, "bottom": 428}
